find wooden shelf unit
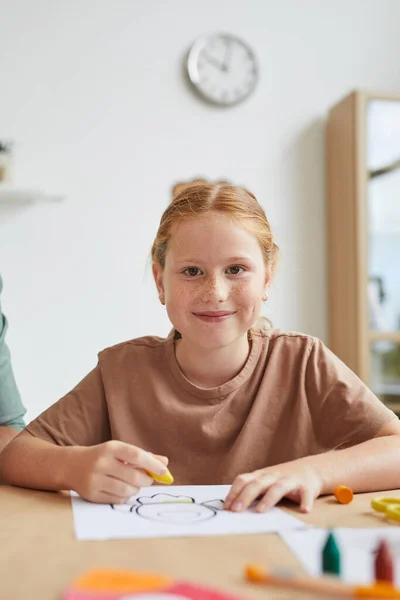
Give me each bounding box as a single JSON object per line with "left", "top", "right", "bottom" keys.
{"left": 326, "top": 90, "right": 400, "bottom": 406}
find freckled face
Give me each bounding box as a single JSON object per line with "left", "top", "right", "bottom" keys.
{"left": 153, "top": 212, "right": 269, "bottom": 350}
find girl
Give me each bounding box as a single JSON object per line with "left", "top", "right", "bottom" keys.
{"left": 1, "top": 181, "right": 400, "bottom": 513}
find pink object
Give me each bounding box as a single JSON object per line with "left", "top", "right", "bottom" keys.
{"left": 65, "top": 581, "right": 244, "bottom": 600}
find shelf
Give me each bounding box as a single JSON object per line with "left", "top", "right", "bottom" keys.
{"left": 0, "top": 184, "right": 63, "bottom": 204}
{"left": 369, "top": 331, "right": 400, "bottom": 342}
{"left": 384, "top": 402, "right": 400, "bottom": 414}
{"left": 327, "top": 90, "right": 400, "bottom": 387}
{"left": 369, "top": 228, "right": 400, "bottom": 236}
{"left": 373, "top": 382, "right": 400, "bottom": 395}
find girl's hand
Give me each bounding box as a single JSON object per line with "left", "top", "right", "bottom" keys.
{"left": 69, "top": 441, "right": 169, "bottom": 504}
{"left": 224, "top": 462, "right": 324, "bottom": 514}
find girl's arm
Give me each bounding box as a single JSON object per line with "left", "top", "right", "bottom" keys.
{"left": 224, "top": 420, "right": 400, "bottom": 513}
{"left": 0, "top": 432, "right": 79, "bottom": 490}
{"left": 0, "top": 432, "right": 169, "bottom": 503}
{"left": 0, "top": 426, "right": 24, "bottom": 453}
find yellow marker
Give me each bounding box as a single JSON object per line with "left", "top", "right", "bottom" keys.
{"left": 371, "top": 497, "right": 400, "bottom": 523}
{"left": 146, "top": 468, "right": 174, "bottom": 485}
{"left": 371, "top": 497, "right": 400, "bottom": 513}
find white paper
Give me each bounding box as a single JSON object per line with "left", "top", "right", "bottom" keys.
{"left": 280, "top": 528, "right": 400, "bottom": 585}
{"left": 71, "top": 485, "right": 307, "bottom": 541}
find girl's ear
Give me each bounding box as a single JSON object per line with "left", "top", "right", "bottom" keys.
{"left": 264, "top": 265, "right": 273, "bottom": 288}
{"left": 152, "top": 262, "right": 165, "bottom": 305}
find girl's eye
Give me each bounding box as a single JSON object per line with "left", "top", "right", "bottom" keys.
{"left": 183, "top": 267, "right": 201, "bottom": 277}
{"left": 227, "top": 265, "right": 244, "bottom": 275}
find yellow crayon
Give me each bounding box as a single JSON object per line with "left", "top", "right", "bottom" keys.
{"left": 146, "top": 468, "right": 174, "bottom": 485}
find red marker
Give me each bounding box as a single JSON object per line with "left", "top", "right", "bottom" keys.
{"left": 375, "top": 540, "right": 395, "bottom": 585}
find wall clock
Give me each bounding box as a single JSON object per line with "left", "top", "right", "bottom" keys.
{"left": 186, "top": 33, "right": 258, "bottom": 107}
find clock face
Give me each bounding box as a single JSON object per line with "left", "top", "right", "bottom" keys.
{"left": 187, "top": 33, "right": 258, "bottom": 107}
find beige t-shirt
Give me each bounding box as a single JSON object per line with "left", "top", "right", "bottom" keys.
{"left": 25, "top": 330, "right": 397, "bottom": 485}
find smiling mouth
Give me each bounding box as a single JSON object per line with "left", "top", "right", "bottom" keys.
{"left": 194, "top": 312, "right": 235, "bottom": 316}
{"left": 193, "top": 311, "right": 236, "bottom": 322}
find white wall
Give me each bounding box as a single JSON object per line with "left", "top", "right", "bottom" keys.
{"left": 1, "top": 0, "right": 400, "bottom": 422}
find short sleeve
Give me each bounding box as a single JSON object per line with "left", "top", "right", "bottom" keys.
{"left": 0, "top": 276, "right": 26, "bottom": 430}
{"left": 25, "top": 365, "right": 111, "bottom": 446}
{"left": 305, "top": 339, "right": 397, "bottom": 451}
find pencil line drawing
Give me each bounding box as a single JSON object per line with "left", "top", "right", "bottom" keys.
{"left": 110, "top": 493, "right": 225, "bottom": 525}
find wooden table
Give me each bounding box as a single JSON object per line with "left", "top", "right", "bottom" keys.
{"left": 0, "top": 485, "right": 397, "bottom": 599}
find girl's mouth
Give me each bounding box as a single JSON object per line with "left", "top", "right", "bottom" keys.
{"left": 193, "top": 311, "right": 236, "bottom": 322}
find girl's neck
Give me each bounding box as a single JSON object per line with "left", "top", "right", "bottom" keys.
{"left": 174, "top": 333, "right": 251, "bottom": 389}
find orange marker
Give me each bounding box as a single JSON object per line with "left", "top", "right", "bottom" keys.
{"left": 71, "top": 568, "right": 174, "bottom": 593}
{"left": 334, "top": 485, "right": 354, "bottom": 504}
{"left": 245, "top": 564, "right": 400, "bottom": 598}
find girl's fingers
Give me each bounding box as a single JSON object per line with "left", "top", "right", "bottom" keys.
{"left": 110, "top": 459, "right": 153, "bottom": 487}
{"left": 228, "top": 475, "right": 276, "bottom": 512}
{"left": 224, "top": 473, "right": 253, "bottom": 509}
{"left": 96, "top": 491, "right": 136, "bottom": 504}
{"left": 285, "top": 489, "right": 301, "bottom": 504}
{"left": 299, "top": 485, "right": 315, "bottom": 513}
{"left": 149, "top": 453, "right": 169, "bottom": 466}
{"left": 225, "top": 466, "right": 321, "bottom": 514}
{"left": 80, "top": 474, "right": 140, "bottom": 503}
{"left": 255, "top": 477, "right": 298, "bottom": 513}
{"left": 101, "top": 476, "right": 140, "bottom": 500}
{"left": 110, "top": 441, "right": 168, "bottom": 476}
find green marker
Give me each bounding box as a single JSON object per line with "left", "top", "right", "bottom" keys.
{"left": 322, "top": 531, "right": 341, "bottom": 576}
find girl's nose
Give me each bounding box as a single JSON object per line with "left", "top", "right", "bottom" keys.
{"left": 200, "top": 276, "right": 229, "bottom": 303}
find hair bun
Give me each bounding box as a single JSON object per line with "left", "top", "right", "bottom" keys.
{"left": 171, "top": 178, "right": 209, "bottom": 199}
{"left": 171, "top": 178, "right": 233, "bottom": 200}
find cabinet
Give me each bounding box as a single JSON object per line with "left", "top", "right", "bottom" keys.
{"left": 326, "top": 91, "right": 400, "bottom": 412}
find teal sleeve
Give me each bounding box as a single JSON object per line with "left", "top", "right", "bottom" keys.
{"left": 0, "top": 276, "right": 26, "bottom": 430}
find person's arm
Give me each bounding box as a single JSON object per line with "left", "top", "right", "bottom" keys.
{"left": 0, "top": 426, "right": 20, "bottom": 452}
{"left": 0, "top": 365, "right": 170, "bottom": 502}
{"left": 224, "top": 419, "right": 400, "bottom": 513}
{"left": 0, "top": 432, "right": 75, "bottom": 489}
{"left": 0, "top": 276, "right": 26, "bottom": 445}
{"left": 0, "top": 363, "right": 110, "bottom": 489}
{"left": 0, "top": 431, "right": 169, "bottom": 503}
{"left": 302, "top": 419, "right": 400, "bottom": 494}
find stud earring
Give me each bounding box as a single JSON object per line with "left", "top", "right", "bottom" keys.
{"left": 262, "top": 292, "right": 268, "bottom": 302}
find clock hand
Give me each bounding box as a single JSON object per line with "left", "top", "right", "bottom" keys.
{"left": 202, "top": 51, "right": 224, "bottom": 71}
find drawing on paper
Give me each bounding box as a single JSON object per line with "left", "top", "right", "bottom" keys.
{"left": 71, "top": 485, "right": 308, "bottom": 541}
{"left": 111, "top": 493, "right": 225, "bottom": 524}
